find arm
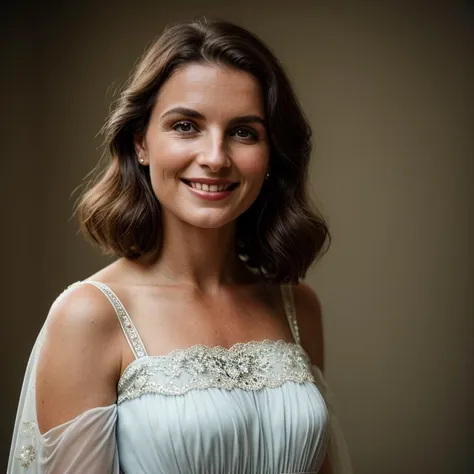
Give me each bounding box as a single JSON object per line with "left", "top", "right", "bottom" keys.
{"left": 35, "top": 284, "right": 123, "bottom": 471}
{"left": 293, "top": 282, "right": 333, "bottom": 474}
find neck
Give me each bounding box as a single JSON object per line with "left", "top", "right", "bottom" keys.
{"left": 140, "top": 214, "right": 249, "bottom": 293}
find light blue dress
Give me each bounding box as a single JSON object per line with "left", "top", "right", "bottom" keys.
{"left": 8, "top": 281, "right": 353, "bottom": 474}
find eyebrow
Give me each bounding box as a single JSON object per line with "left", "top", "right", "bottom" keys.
{"left": 161, "top": 107, "right": 266, "bottom": 127}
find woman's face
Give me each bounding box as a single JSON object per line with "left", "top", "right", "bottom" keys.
{"left": 135, "top": 63, "right": 270, "bottom": 230}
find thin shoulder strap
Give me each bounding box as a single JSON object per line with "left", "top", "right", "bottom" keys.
{"left": 80, "top": 280, "right": 148, "bottom": 359}
{"left": 280, "top": 284, "right": 301, "bottom": 345}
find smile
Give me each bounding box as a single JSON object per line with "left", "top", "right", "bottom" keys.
{"left": 180, "top": 178, "right": 239, "bottom": 201}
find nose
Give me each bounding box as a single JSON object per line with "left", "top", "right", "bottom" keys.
{"left": 196, "top": 131, "right": 231, "bottom": 172}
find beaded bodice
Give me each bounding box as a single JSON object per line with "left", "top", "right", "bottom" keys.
{"left": 117, "top": 339, "right": 315, "bottom": 404}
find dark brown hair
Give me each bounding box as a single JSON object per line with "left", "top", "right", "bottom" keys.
{"left": 76, "top": 19, "right": 330, "bottom": 283}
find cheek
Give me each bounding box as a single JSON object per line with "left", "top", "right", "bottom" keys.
{"left": 237, "top": 148, "right": 269, "bottom": 178}
{"left": 149, "top": 138, "right": 193, "bottom": 176}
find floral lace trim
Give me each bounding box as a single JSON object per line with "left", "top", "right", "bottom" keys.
{"left": 118, "top": 339, "right": 315, "bottom": 404}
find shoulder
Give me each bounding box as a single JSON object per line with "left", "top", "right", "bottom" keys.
{"left": 292, "top": 281, "right": 325, "bottom": 371}
{"left": 36, "top": 282, "right": 122, "bottom": 432}
{"left": 45, "top": 282, "right": 121, "bottom": 342}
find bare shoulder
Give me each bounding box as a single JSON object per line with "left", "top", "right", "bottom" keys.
{"left": 48, "top": 282, "right": 119, "bottom": 328}
{"left": 43, "top": 283, "right": 123, "bottom": 354}
{"left": 292, "top": 281, "right": 325, "bottom": 371}
{"left": 36, "top": 283, "right": 122, "bottom": 433}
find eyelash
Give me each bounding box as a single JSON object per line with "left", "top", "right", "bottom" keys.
{"left": 172, "top": 121, "right": 259, "bottom": 141}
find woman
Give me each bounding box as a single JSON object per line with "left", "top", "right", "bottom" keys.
{"left": 8, "top": 19, "right": 353, "bottom": 473}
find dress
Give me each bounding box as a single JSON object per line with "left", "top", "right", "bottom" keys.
{"left": 8, "top": 281, "right": 353, "bottom": 473}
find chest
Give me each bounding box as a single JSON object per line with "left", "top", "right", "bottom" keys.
{"left": 122, "top": 285, "right": 293, "bottom": 356}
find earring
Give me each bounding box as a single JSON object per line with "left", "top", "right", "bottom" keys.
{"left": 139, "top": 158, "right": 145, "bottom": 164}
{"left": 265, "top": 172, "right": 270, "bottom": 180}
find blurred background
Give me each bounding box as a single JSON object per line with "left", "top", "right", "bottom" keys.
{"left": 2, "top": 1, "right": 473, "bottom": 472}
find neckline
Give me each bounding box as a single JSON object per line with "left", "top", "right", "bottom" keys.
{"left": 118, "top": 338, "right": 307, "bottom": 386}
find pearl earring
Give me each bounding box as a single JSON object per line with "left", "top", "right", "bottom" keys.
{"left": 139, "top": 158, "right": 145, "bottom": 164}
{"left": 265, "top": 172, "right": 270, "bottom": 180}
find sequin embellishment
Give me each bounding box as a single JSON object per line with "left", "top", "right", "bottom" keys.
{"left": 118, "top": 340, "right": 315, "bottom": 403}
{"left": 17, "top": 444, "right": 36, "bottom": 469}
{"left": 22, "top": 421, "right": 36, "bottom": 437}
{"left": 15, "top": 421, "right": 37, "bottom": 469}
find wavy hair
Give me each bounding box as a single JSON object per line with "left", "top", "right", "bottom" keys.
{"left": 75, "top": 19, "right": 330, "bottom": 283}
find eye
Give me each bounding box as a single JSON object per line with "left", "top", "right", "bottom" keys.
{"left": 172, "top": 121, "right": 197, "bottom": 134}
{"left": 231, "top": 127, "right": 258, "bottom": 141}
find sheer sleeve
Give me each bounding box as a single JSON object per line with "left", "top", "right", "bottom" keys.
{"left": 39, "top": 405, "right": 119, "bottom": 473}
{"left": 8, "top": 325, "right": 120, "bottom": 474}
{"left": 312, "top": 365, "right": 354, "bottom": 474}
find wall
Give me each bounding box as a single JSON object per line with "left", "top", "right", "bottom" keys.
{"left": 2, "top": 2, "right": 473, "bottom": 472}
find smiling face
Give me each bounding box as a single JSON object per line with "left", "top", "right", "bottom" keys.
{"left": 135, "top": 62, "right": 270, "bottom": 230}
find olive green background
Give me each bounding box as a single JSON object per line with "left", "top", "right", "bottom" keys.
{"left": 2, "top": 1, "right": 473, "bottom": 472}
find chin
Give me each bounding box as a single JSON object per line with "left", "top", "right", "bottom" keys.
{"left": 177, "top": 208, "right": 240, "bottom": 230}
{"left": 185, "top": 215, "right": 236, "bottom": 230}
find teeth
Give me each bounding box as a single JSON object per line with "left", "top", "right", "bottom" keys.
{"left": 188, "top": 181, "right": 233, "bottom": 192}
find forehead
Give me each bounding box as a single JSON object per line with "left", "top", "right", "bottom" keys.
{"left": 153, "top": 62, "right": 265, "bottom": 118}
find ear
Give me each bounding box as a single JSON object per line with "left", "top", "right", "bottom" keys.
{"left": 134, "top": 133, "right": 148, "bottom": 165}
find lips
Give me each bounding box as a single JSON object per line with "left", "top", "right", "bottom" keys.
{"left": 181, "top": 179, "right": 239, "bottom": 193}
